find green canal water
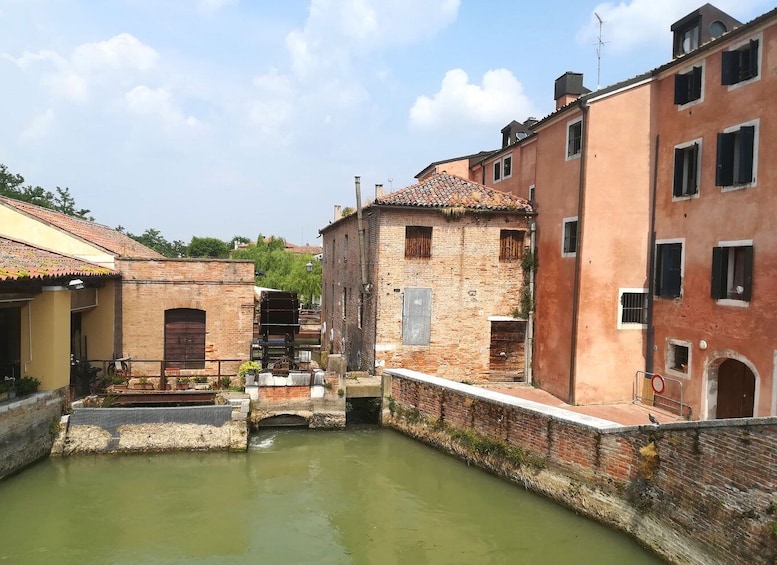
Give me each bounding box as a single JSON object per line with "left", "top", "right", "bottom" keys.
{"left": 0, "top": 428, "right": 662, "bottom": 564}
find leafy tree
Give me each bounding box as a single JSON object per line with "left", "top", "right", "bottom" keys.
{"left": 0, "top": 163, "right": 92, "bottom": 220}
{"left": 188, "top": 236, "right": 229, "bottom": 258}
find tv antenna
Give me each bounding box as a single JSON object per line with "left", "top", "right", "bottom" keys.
{"left": 387, "top": 177, "right": 393, "bottom": 190}
{"left": 594, "top": 12, "right": 608, "bottom": 89}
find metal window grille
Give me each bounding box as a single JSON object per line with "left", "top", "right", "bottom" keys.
{"left": 621, "top": 292, "right": 648, "bottom": 324}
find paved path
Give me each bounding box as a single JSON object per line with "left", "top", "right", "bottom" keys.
{"left": 481, "top": 384, "right": 681, "bottom": 427}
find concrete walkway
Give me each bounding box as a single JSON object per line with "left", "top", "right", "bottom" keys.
{"left": 481, "top": 384, "right": 681, "bottom": 427}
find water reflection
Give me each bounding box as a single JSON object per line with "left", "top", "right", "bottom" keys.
{"left": 0, "top": 428, "right": 661, "bottom": 564}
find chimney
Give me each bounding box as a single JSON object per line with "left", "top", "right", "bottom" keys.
{"left": 375, "top": 184, "right": 384, "bottom": 199}
{"left": 334, "top": 205, "right": 342, "bottom": 221}
{"left": 554, "top": 72, "right": 590, "bottom": 109}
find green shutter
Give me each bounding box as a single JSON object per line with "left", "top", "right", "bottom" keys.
{"left": 716, "top": 132, "right": 735, "bottom": 186}
{"left": 711, "top": 247, "right": 726, "bottom": 299}
{"left": 738, "top": 126, "right": 755, "bottom": 184}
{"left": 674, "top": 73, "right": 689, "bottom": 104}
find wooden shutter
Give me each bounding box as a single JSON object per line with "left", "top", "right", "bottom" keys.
{"left": 673, "top": 147, "right": 685, "bottom": 196}
{"left": 738, "top": 126, "right": 755, "bottom": 184}
{"left": 746, "top": 39, "right": 759, "bottom": 80}
{"left": 165, "top": 309, "right": 206, "bottom": 369}
{"left": 710, "top": 247, "right": 726, "bottom": 299}
{"left": 690, "top": 66, "right": 702, "bottom": 100}
{"left": 716, "top": 132, "right": 735, "bottom": 186}
{"left": 721, "top": 50, "right": 738, "bottom": 85}
{"left": 674, "top": 73, "right": 689, "bottom": 105}
{"left": 688, "top": 143, "right": 699, "bottom": 194}
{"left": 742, "top": 245, "right": 754, "bottom": 301}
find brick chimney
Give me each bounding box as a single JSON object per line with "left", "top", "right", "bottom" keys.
{"left": 375, "top": 184, "right": 384, "bottom": 199}
{"left": 334, "top": 205, "right": 342, "bottom": 221}
{"left": 554, "top": 72, "right": 590, "bottom": 109}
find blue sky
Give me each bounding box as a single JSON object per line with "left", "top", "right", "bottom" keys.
{"left": 0, "top": 0, "right": 772, "bottom": 245}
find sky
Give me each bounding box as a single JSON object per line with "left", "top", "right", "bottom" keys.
{"left": 0, "top": 0, "right": 773, "bottom": 245}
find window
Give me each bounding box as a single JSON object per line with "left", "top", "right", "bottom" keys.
{"left": 674, "top": 66, "right": 702, "bottom": 105}
{"left": 673, "top": 141, "right": 700, "bottom": 198}
{"left": 711, "top": 243, "right": 753, "bottom": 302}
{"left": 674, "top": 22, "right": 699, "bottom": 57}
{"left": 562, "top": 217, "right": 578, "bottom": 256}
{"left": 499, "top": 230, "right": 524, "bottom": 262}
{"left": 493, "top": 161, "right": 501, "bottom": 182}
{"left": 666, "top": 340, "right": 691, "bottom": 376}
{"left": 528, "top": 184, "right": 535, "bottom": 201}
{"left": 344, "top": 234, "right": 348, "bottom": 263}
{"left": 618, "top": 290, "right": 648, "bottom": 328}
{"left": 655, "top": 242, "right": 683, "bottom": 298}
{"left": 402, "top": 287, "right": 432, "bottom": 346}
{"left": 722, "top": 39, "right": 759, "bottom": 86}
{"left": 716, "top": 122, "right": 757, "bottom": 188}
{"left": 566, "top": 120, "right": 582, "bottom": 159}
{"left": 164, "top": 308, "right": 206, "bottom": 369}
{"left": 405, "top": 226, "right": 432, "bottom": 258}
{"left": 503, "top": 156, "right": 512, "bottom": 179}
{"left": 358, "top": 293, "right": 364, "bottom": 330}
{"left": 342, "top": 287, "right": 348, "bottom": 320}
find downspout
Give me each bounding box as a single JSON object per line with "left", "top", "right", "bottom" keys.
{"left": 568, "top": 99, "right": 589, "bottom": 406}
{"left": 526, "top": 219, "right": 537, "bottom": 385}
{"left": 355, "top": 176, "right": 370, "bottom": 294}
{"left": 646, "top": 135, "right": 660, "bottom": 375}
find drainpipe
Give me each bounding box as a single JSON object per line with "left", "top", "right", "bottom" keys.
{"left": 646, "top": 135, "right": 660, "bottom": 375}
{"left": 355, "top": 176, "right": 370, "bottom": 294}
{"left": 526, "top": 220, "right": 537, "bottom": 385}
{"left": 568, "top": 99, "right": 589, "bottom": 406}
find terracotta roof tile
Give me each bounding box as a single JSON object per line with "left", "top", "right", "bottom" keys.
{"left": 373, "top": 172, "right": 532, "bottom": 213}
{"left": 0, "top": 196, "right": 163, "bottom": 259}
{"left": 0, "top": 237, "right": 116, "bottom": 281}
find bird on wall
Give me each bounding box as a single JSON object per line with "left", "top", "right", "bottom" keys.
{"left": 649, "top": 414, "right": 660, "bottom": 426}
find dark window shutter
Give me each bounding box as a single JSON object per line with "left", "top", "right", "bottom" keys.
{"left": 738, "top": 125, "right": 755, "bottom": 183}
{"left": 689, "top": 143, "right": 699, "bottom": 194}
{"left": 711, "top": 247, "right": 726, "bottom": 299}
{"left": 721, "top": 50, "right": 738, "bottom": 85}
{"left": 690, "top": 66, "right": 702, "bottom": 100}
{"left": 673, "top": 147, "right": 685, "bottom": 196}
{"left": 654, "top": 245, "right": 664, "bottom": 295}
{"left": 665, "top": 243, "right": 682, "bottom": 297}
{"left": 716, "top": 132, "right": 735, "bottom": 186}
{"left": 742, "top": 245, "right": 754, "bottom": 301}
{"left": 748, "top": 39, "right": 759, "bottom": 79}
{"left": 674, "top": 73, "right": 689, "bottom": 105}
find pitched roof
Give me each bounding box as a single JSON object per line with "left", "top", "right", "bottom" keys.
{"left": 0, "top": 196, "right": 163, "bottom": 259}
{"left": 373, "top": 172, "right": 533, "bottom": 213}
{"left": 0, "top": 237, "right": 116, "bottom": 281}
{"left": 414, "top": 150, "right": 495, "bottom": 179}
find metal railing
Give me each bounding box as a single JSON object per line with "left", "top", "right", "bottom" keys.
{"left": 634, "top": 370, "right": 689, "bottom": 418}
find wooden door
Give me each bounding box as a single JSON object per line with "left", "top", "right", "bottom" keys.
{"left": 164, "top": 309, "right": 206, "bottom": 369}
{"left": 489, "top": 320, "right": 526, "bottom": 382}
{"left": 716, "top": 359, "right": 755, "bottom": 419}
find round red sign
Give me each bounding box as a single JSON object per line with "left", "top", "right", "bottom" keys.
{"left": 651, "top": 374, "right": 665, "bottom": 394}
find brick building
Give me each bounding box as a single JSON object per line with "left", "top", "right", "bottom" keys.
{"left": 0, "top": 196, "right": 255, "bottom": 391}
{"left": 320, "top": 172, "right": 534, "bottom": 381}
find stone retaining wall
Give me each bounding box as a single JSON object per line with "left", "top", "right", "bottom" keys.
{"left": 0, "top": 389, "right": 65, "bottom": 480}
{"left": 55, "top": 402, "right": 249, "bottom": 455}
{"left": 384, "top": 368, "right": 777, "bottom": 565}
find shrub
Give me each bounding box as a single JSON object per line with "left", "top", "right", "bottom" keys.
{"left": 16, "top": 377, "right": 40, "bottom": 396}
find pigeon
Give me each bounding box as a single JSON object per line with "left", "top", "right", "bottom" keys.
{"left": 648, "top": 413, "right": 660, "bottom": 426}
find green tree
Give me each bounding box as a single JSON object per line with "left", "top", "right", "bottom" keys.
{"left": 188, "top": 236, "right": 229, "bottom": 258}
{"left": 0, "top": 163, "right": 92, "bottom": 219}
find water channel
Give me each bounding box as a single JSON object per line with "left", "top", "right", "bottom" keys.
{"left": 0, "top": 428, "right": 662, "bottom": 564}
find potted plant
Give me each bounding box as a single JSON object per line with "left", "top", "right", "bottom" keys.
{"left": 176, "top": 377, "right": 191, "bottom": 390}
{"left": 238, "top": 361, "right": 261, "bottom": 386}
{"left": 133, "top": 377, "right": 154, "bottom": 391}
{"left": 110, "top": 375, "right": 129, "bottom": 392}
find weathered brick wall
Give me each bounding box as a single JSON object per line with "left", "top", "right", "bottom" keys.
{"left": 385, "top": 369, "right": 777, "bottom": 565}
{"left": 116, "top": 258, "right": 255, "bottom": 376}
{"left": 0, "top": 390, "right": 65, "bottom": 480}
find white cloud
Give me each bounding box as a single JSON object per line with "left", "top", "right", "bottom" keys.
{"left": 124, "top": 85, "right": 199, "bottom": 128}
{"left": 577, "top": 0, "right": 767, "bottom": 53}
{"left": 20, "top": 109, "right": 56, "bottom": 141}
{"left": 247, "top": 69, "right": 295, "bottom": 136}
{"left": 286, "top": 0, "right": 460, "bottom": 80}
{"left": 409, "top": 69, "right": 536, "bottom": 130}
{"left": 197, "top": 0, "right": 238, "bottom": 15}
{"left": 72, "top": 33, "right": 158, "bottom": 73}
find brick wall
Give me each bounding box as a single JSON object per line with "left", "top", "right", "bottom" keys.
{"left": 322, "top": 208, "right": 530, "bottom": 381}
{"left": 385, "top": 369, "right": 777, "bottom": 565}
{"left": 116, "top": 258, "right": 255, "bottom": 377}
{"left": 0, "top": 389, "right": 65, "bottom": 480}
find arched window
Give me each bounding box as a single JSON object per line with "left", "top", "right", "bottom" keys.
{"left": 164, "top": 309, "right": 205, "bottom": 369}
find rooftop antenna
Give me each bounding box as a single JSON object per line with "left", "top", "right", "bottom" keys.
{"left": 594, "top": 12, "right": 607, "bottom": 90}
{"left": 387, "top": 177, "right": 393, "bottom": 191}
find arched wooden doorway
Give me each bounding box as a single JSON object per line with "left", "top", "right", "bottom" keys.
{"left": 716, "top": 358, "right": 755, "bottom": 419}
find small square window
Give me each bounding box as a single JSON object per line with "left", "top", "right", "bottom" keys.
{"left": 405, "top": 226, "right": 432, "bottom": 259}
{"left": 499, "top": 230, "right": 524, "bottom": 262}
{"left": 669, "top": 342, "right": 689, "bottom": 374}
{"left": 722, "top": 39, "right": 759, "bottom": 85}
{"left": 711, "top": 244, "right": 753, "bottom": 302}
{"left": 674, "top": 66, "right": 702, "bottom": 105}
{"left": 619, "top": 290, "right": 648, "bottom": 326}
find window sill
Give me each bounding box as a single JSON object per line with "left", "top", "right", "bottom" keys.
{"left": 565, "top": 152, "right": 581, "bottom": 162}
{"left": 672, "top": 193, "right": 699, "bottom": 202}
{"left": 676, "top": 98, "right": 703, "bottom": 111}
{"left": 721, "top": 182, "right": 756, "bottom": 192}
{"left": 715, "top": 298, "right": 750, "bottom": 308}
{"left": 617, "top": 323, "right": 647, "bottom": 331}
{"left": 727, "top": 75, "right": 760, "bottom": 92}
{"left": 665, "top": 367, "right": 690, "bottom": 380}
